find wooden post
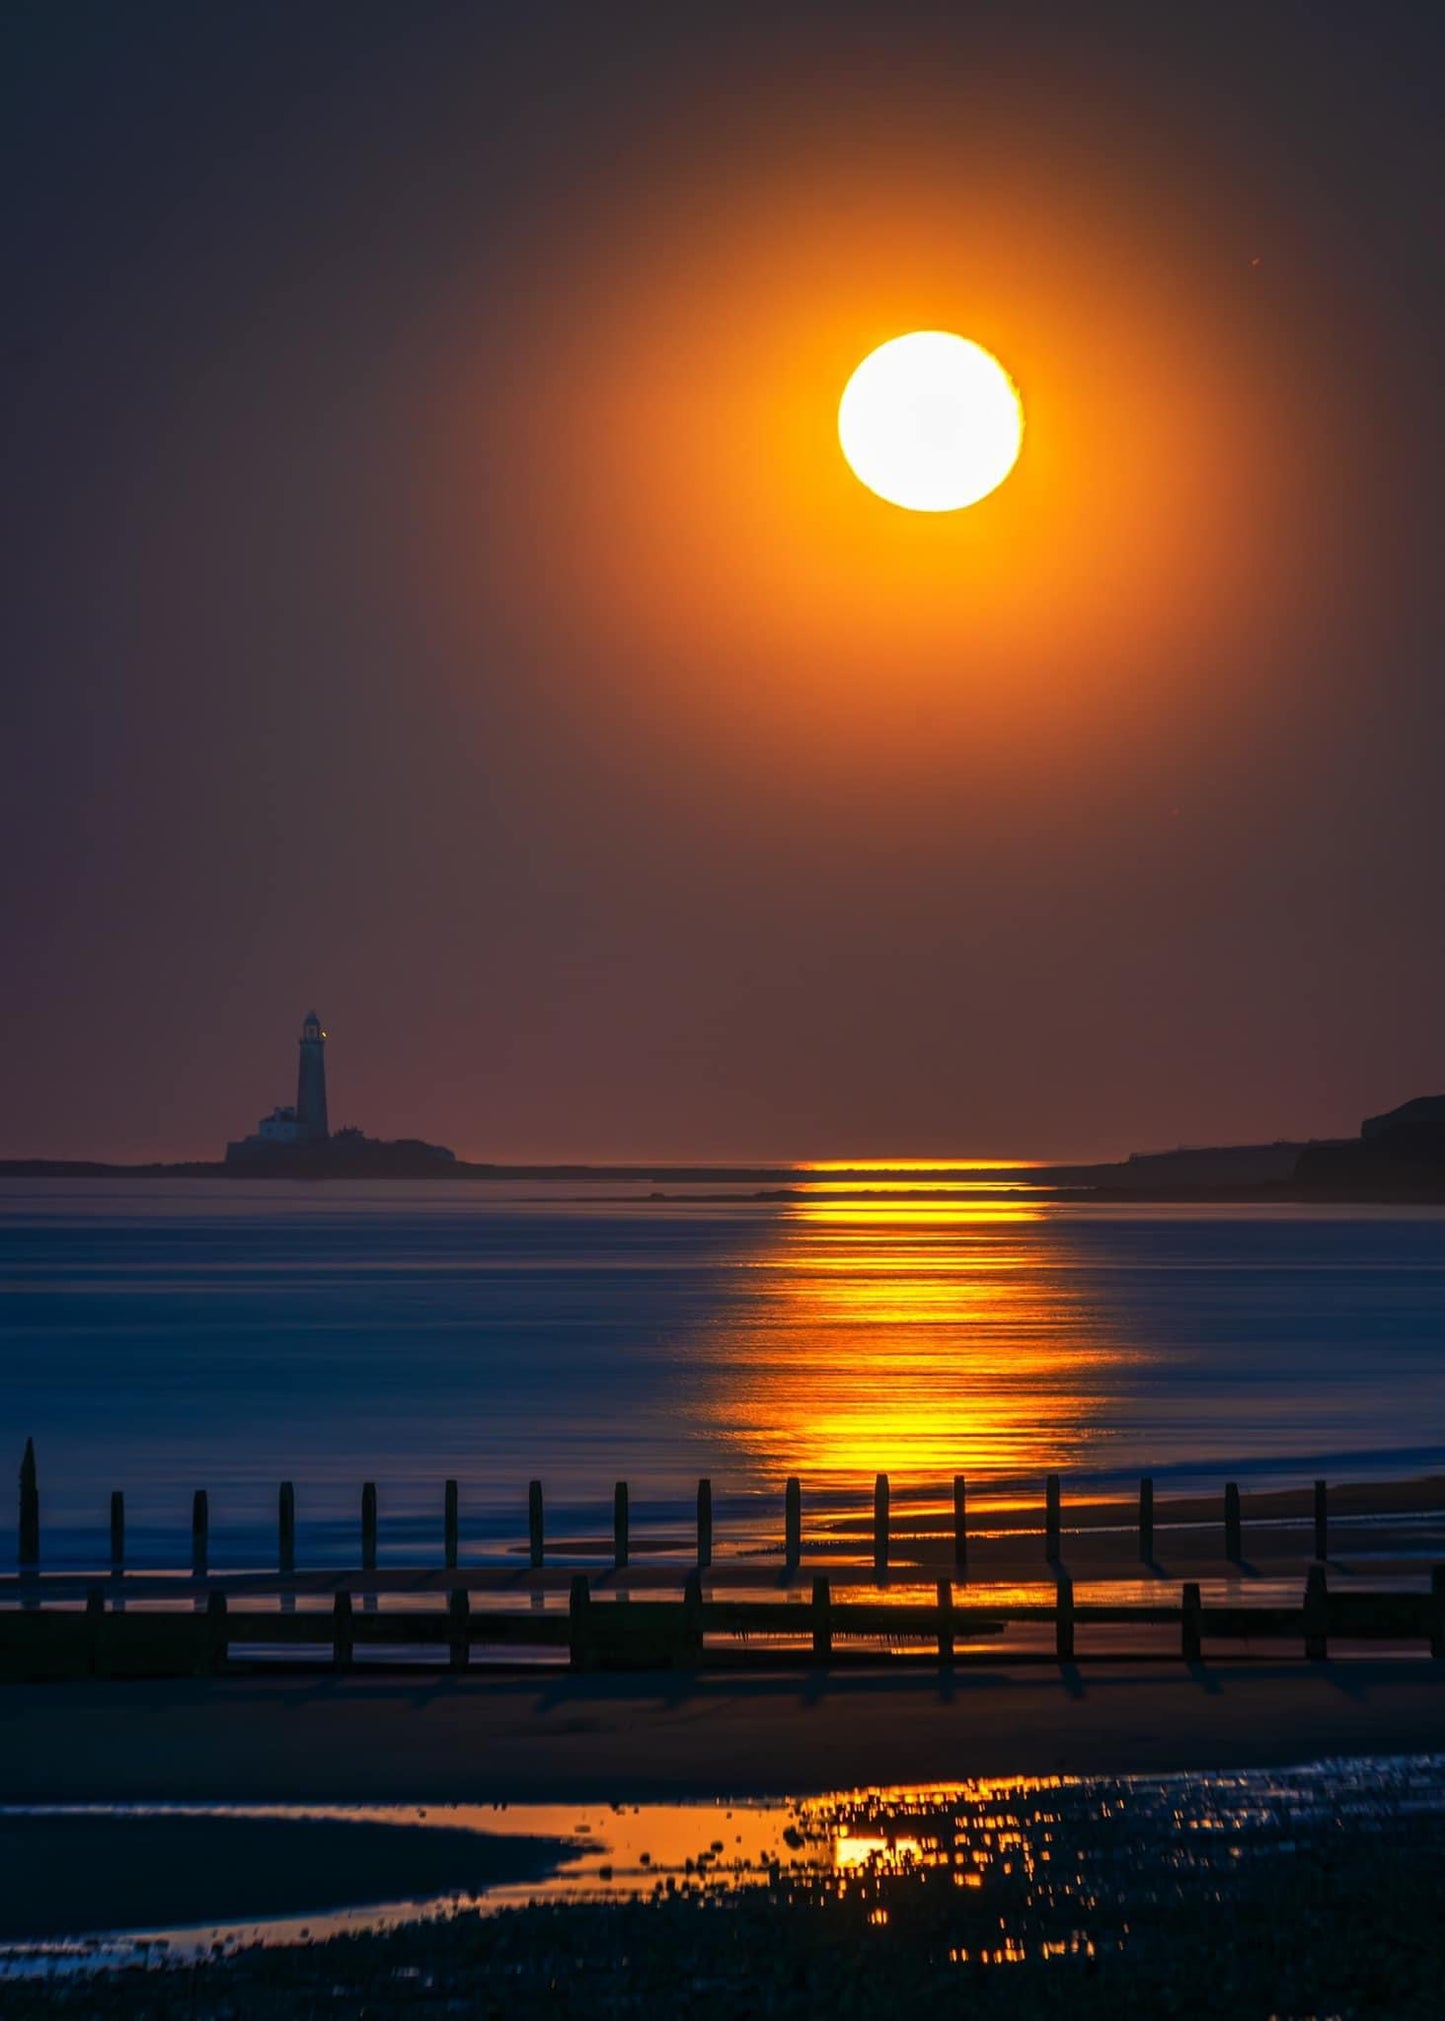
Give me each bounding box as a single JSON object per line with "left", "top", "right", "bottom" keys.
{"left": 444, "top": 1479, "right": 459, "bottom": 1570}
{"left": 613, "top": 1481, "right": 629, "bottom": 1570}
{"left": 1431, "top": 1565, "right": 1445, "bottom": 1660}
{"left": 204, "top": 1591, "right": 228, "bottom": 1676}
{"left": 937, "top": 1579, "right": 954, "bottom": 1664}
{"left": 529, "top": 1480, "right": 545, "bottom": 1569}
{"left": 1313, "top": 1479, "right": 1328, "bottom": 1563}
{"left": 812, "top": 1574, "right": 832, "bottom": 1661}
{"left": 1045, "top": 1474, "right": 1061, "bottom": 1564}
{"left": 953, "top": 1475, "right": 968, "bottom": 1578}
{"left": 361, "top": 1482, "right": 378, "bottom": 1572}
{"left": 86, "top": 1583, "right": 105, "bottom": 1677}
{"left": 1303, "top": 1563, "right": 1328, "bottom": 1661}
{"left": 1055, "top": 1571, "right": 1075, "bottom": 1661}
{"left": 333, "top": 1589, "right": 354, "bottom": 1671}
{"left": 785, "top": 1477, "right": 802, "bottom": 1570}
{"left": 1139, "top": 1477, "right": 1154, "bottom": 1563}
{"left": 695, "top": 1479, "right": 712, "bottom": 1571}
{"left": 1181, "top": 1580, "right": 1202, "bottom": 1662}
{"left": 448, "top": 1587, "right": 469, "bottom": 1672}
{"left": 1224, "top": 1482, "right": 1242, "bottom": 1563}
{"left": 569, "top": 1573, "right": 593, "bottom": 1671}
{"left": 18, "top": 1438, "right": 39, "bottom": 1567}
{"left": 873, "top": 1473, "right": 889, "bottom": 1576}
{"left": 682, "top": 1568, "right": 704, "bottom": 1664}
{"left": 191, "top": 1490, "right": 209, "bottom": 1576}
{"left": 279, "top": 1481, "right": 295, "bottom": 1575}
{"left": 109, "top": 1491, "right": 125, "bottom": 1574}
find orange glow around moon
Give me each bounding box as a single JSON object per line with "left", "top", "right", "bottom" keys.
{"left": 425, "top": 116, "right": 1317, "bottom": 793}
{"left": 838, "top": 332, "right": 1025, "bottom": 511}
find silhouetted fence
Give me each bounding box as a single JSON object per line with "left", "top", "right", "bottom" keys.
{"left": 7, "top": 1442, "right": 1443, "bottom": 1680}
{"left": 2, "top": 1563, "right": 1442, "bottom": 1681}
{"left": 13, "top": 1444, "right": 1346, "bottom": 1578}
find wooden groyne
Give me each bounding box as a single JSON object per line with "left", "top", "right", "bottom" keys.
{"left": 5, "top": 1450, "right": 1401, "bottom": 1580}
{"left": 2, "top": 1564, "right": 1442, "bottom": 1682}
{"left": 5, "top": 1444, "right": 1443, "bottom": 1679}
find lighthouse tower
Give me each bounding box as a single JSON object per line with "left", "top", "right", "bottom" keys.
{"left": 295, "top": 1011, "right": 330, "bottom": 1142}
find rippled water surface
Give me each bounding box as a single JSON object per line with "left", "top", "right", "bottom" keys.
{"left": 3, "top": 1178, "right": 1443, "bottom": 1566}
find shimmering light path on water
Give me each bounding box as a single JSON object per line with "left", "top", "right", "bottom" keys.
{"left": 3, "top": 1179, "right": 1444, "bottom": 1567}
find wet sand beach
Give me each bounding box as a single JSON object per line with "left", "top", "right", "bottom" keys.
{"left": 4, "top": 1752, "right": 1445, "bottom": 2019}
{"left": 5, "top": 1661, "right": 1444, "bottom": 1806}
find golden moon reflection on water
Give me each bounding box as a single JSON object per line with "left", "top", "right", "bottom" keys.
{"left": 701, "top": 1175, "right": 1125, "bottom": 1489}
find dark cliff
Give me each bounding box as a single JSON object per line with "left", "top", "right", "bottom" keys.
{"left": 1294, "top": 1093, "right": 1445, "bottom": 1192}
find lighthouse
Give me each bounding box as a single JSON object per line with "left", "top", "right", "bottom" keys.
{"left": 295, "top": 1011, "right": 329, "bottom": 1142}
{"left": 225, "top": 1009, "right": 453, "bottom": 1169}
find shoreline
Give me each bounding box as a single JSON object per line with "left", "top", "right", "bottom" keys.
{"left": 4, "top": 1160, "right": 1445, "bottom": 1204}
{"left": 8, "top": 1471, "right": 1442, "bottom": 1597}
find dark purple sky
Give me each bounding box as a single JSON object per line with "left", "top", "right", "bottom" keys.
{"left": 2, "top": 2, "right": 1441, "bottom": 1163}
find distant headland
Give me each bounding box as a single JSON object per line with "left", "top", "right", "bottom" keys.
{"left": 1, "top": 1011, "right": 1443, "bottom": 1199}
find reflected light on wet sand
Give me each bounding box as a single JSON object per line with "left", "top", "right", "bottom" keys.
{"left": 10, "top": 1763, "right": 1441, "bottom": 1976}
{"left": 706, "top": 1180, "right": 1130, "bottom": 1487}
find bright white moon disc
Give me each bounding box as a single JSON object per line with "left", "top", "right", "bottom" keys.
{"left": 838, "top": 331, "right": 1024, "bottom": 511}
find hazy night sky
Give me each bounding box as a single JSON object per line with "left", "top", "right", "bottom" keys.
{"left": 2, "top": 1, "right": 1441, "bottom": 1163}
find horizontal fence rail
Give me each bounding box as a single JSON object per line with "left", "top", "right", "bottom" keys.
{"left": 2, "top": 1566, "right": 1443, "bottom": 1681}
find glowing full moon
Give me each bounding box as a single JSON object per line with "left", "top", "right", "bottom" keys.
{"left": 838, "top": 331, "right": 1024, "bottom": 512}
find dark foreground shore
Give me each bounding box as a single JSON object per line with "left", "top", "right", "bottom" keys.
{"left": 5, "top": 1667, "right": 1443, "bottom": 2019}
{"left": 5, "top": 1759, "right": 1445, "bottom": 2019}
{"left": 8, "top": 1881, "right": 1445, "bottom": 2020}
{"left": 4, "top": 1661, "right": 1443, "bottom": 1804}
{"left": 0, "top": 1815, "right": 566, "bottom": 1943}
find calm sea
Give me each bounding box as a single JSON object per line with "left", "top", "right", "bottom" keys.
{"left": 3, "top": 1177, "right": 1443, "bottom": 1569}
